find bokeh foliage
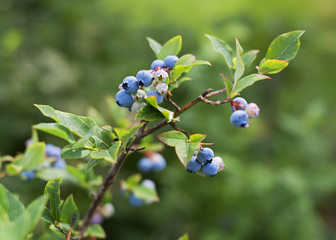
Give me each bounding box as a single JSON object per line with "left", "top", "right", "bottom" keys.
{"left": 0, "top": 0, "right": 335, "bottom": 239}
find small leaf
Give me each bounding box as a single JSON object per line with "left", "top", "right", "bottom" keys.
{"left": 34, "top": 123, "right": 75, "bottom": 144}
{"left": 61, "top": 195, "right": 79, "bottom": 226}
{"left": 86, "top": 158, "right": 103, "bottom": 172}
{"left": 158, "top": 35, "right": 182, "bottom": 60}
{"left": 145, "top": 96, "right": 176, "bottom": 122}
{"left": 44, "top": 177, "right": 62, "bottom": 222}
{"left": 231, "top": 74, "right": 271, "bottom": 97}
{"left": 220, "top": 73, "right": 232, "bottom": 98}
{"left": 265, "top": 30, "right": 305, "bottom": 61}
{"left": 147, "top": 37, "right": 162, "bottom": 58}
{"left": 157, "top": 131, "right": 188, "bottom": 147}
{"left": 259, "top": 59, "right": 289, "bottom": 74}
{"left": 90, "top": 140, "right": 122, "bottom": 163}
{"left": 84, "top": 224, "right": 106, "bottom": 238}
{"left": 136, "top": 105, "right": 166, "bottom": 121}
{"left": 26, "top": 195, "right": 48, "bottom": 232}
{"left": 40, "top": 207, "right": 55, "bottom": 225}
{"left": 172, "top": 56, "right": 211, "bottom": 81}
{"left": 0, "top": 184, "right": 25, "bottom": 223}
{"left": 242, "top": 50, "right": 259, "bottom": 69}
{"left": 206, "top": 34, "right": 234, "bottom": 79}
{"left": 178, "top": 233, "right": 189, "bottom": 240}
{"left": 133, "top": 185, "right": 159, "bottom": 202}
{"left": 61, "top": 145, "right": 91, "bottom": 159}
{"left": 234, "top": 38, "right": 245, "bottom": 82}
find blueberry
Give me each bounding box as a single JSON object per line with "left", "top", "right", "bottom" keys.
{"left": 21, "top": 170, "right": 35, "bottom": 181}
{"left": 146, "top": 90, "right": 163, "bottom": 104}
{"left": 138, "top": 157, "right": 153, "bottom": 172}
{"left": 151, "top": 60, "right": 164, "bottom": 70}
{"left": 142, "top": 179, "right": 156, "bottom": 189}
{"left": 187, "top": 156, "right": 202, "bottom": 173}
{"left": 201, "top": 160, "right": 219, "bottom": 177}
{"left": 101, "top": 203, "right": 115, "bottom": 218}
{"left": 150, "top": 153, "right": 166, "bottom": 171}
{"left": 197, "top": 148, "right": 214, "bottom": 163}
{"left": 131, "top": 101, "right": 146, "bottom": 113}
{"left": 136, "top": 70, "right": 153, "bottom": 87}
{"left": 163, "top": 55, "right": 179, "bottom": 70}
{"left": 156, "top": 83, "right": 168, "bottom": 94}
{"left": 91, "top": 213, "right": 103, "bottom": 224}
{"left": 53, "top": 158, "right": 66, "bottom": 169}
{"left": 245, "top": 103, "right": 260, "bottom": 118}
{"left": 116, "top": 90, "right": 135, "bottom": 109}
{"left": 230, "top": 110, "right": 249, "bottom": 128}
{"left": 231, "top": 97, "right": 248, "bottom": 111}
{"left": 134, "top": 89, "right": 146, "bottom": 102}
{"left": 122, "top": 76, "right": 139, "bottom": 94}
{"left": 212, "top": 156, "right": 225, "bottom": 171}
{"left": 129, "top": 194, "right": 143, "bottom": 207}
{"left": 154, "top": 69, "right": 168, "bottom": 82}
{"left": 45, "top": 144, "right": 62, "bottom": 158}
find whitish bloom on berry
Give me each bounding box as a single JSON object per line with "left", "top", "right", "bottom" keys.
{"left": 246, "top": 103, "right": 260, "bottom": 118}
{"left": 154, "top": 69, "right": 168, "bottom": 82}
{"left": 156, "top": 83, "right": 168, "bottom": 94}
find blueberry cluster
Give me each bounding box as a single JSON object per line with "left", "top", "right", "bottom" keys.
{"left": 138, "top": 152, "right": 166, "bottom": 172}
{"left": 123, "top": 179, "right": 156, "bottom": 207}
{"left": 186, "top": 148, "right": 225, "bottom": 177}
{"left": 21, "top": 142, "right": 66, "bottom": 181}
{"left": 115, "top": 55, "right": 179, "bottom": 113}
{"left": 230, "top": 97, "right": 260, "bottom": 128}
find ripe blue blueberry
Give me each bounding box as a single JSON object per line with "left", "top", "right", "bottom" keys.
{"left": 129, "top": 193, "right": 143, "bottom": 207}
{"left": 138, "top": 157, "right": 152, "bottom": 172}
{"left": 201, "top": 160, "right": 219, "bottom": 177}
{"left": 142, "top": 179, "right": 156, "bottom": 189}
{"left": 45, "top": 144, "right": 62, "bottom": 158}
{"left": 163, "top": 55, "right": 179, "bottom": 70}
{"left": 21, "top": 170, "right": 35, "bottom": 181}
{"left": 146, "top": 90, "right": 163, "bottom": 104}
{"left": 197, "top": 148, "right": 214, "bottom": 163}
{"left": 187, "top": 156, "right": 202, "bottom": 173}
{"left": 122, "top": 76, "right": 139, "bottom": 94}
{"left": 151, "top": 60, "right": 164, "bottom": 70}
{"left": 115, "top": 90, "right": 135, "bottom": 109}
{"left": 230, "top": 110, "right": 249, "bottom": 128}
{"left": 150, "top": 152, "right": 166, "bottom": 171}
{"left": 231, "top": 97, "right": 248, "bottom": 111}
{"left": 136, "top": 70, "right": 153, "bottom": 87}
{"left": 53, "top": 159, "right": 66, "bottom": 169}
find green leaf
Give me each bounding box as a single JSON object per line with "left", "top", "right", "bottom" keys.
{"left": 147, "top": 37, "right": 162, "bottom": 58}
{"left": 61, "top": 145, "right": 91, "bottom": 159}
{"left": 6, "top": 142, "right": 45, "bottom": 174}
{"left": 145, "top": 96, "right": 176, "bottom": 122}
{"left": 234, "top": 38, "right": 245, "bottom": 82}
{"left": 136, "top": 105, "right": 166, "bottom": 121}
{"left": 44, "top": 177, "right": 62, "bottom": 222}
{"left": 34, "top": 123, "right": 75, "bottom": 144}
{"left": 158, "top": 35, "right": 182, "bottom": 60}
{"left": 220, "top": 73, "right": 232, "bottom": 98}
{"left": 90, "top": 140, "right": 121, "bottom": 163}
{"left": 206, "top": 34, "right": 234, "bottom": 79}
{"left": 169, "top": 77, "right": 192, "bottom": 92}
{"left": 265, "top": 30, "right": 305, "bottom": 61}
{"left": 41, "top": 207, "right": 55, "bottom": 225}
{"left": 86, "top": 159, "right": 103, "bottom": 172}
{"left": 259, "top": 59, "right": 289, "bottom": 74}
{"left": 133, "top": 185, "right": 159, "bottom": 202}
{"left": 157, "top": 131, "right": 205, "bottom": 167}
{"left": 242, "top": 50, "right": 259, "bottom": 69}
{"left": 84, "top": 224, "right": 106, "bottom": 238}
{"left": 61, "top": 195, "right": 79, "bottom": 226}
{"left": 231, "top": 74, "right": 271, "bottom": 97}
{"left": 0, "top": 184, "right": 25, "bottom": 223}
{"left": 178, "top": 233, "right": 189, "bottom": 240}
{"left": 0, "top": 211, "right": 31, "bottom": 240}
{"left": 26, "top": 195, "right": 48, "bottom": 232}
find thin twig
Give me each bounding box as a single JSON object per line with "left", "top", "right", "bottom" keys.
{"left": 164, "top": 98, "right": 181, "bottom": 111}
{"left": 55, "top": 223, "right": 67, "bottom": 237}
{"left": 126, "top": 147, "right": 146, "bottom": 152}
{"left": 66, "top": 214, "right": 77, "bottom": 240}
{"left": 169, "top": 122, "right": 190, "bottom": 137}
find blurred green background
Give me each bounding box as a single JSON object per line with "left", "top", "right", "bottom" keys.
{"left": 1, "top": 0, "right": 336, "bottom": 239}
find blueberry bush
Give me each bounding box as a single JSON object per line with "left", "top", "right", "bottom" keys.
{"left": 0, "top": 31, "right": 304, "bottom": 239}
